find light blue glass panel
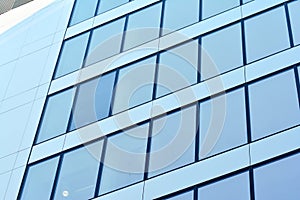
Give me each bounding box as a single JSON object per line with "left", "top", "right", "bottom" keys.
{"left": 163, "top": 0, "right": 199, "bottom": 35}
{"left": 97, "top": 0, "right": 128, "bottom": 14}
{"left": 99, "top": 124, "right": 149, "bottom": 195}
{"left": 54, "top": 141, "right": 103, "bottom": 200}
{"left": 123, "top": 3, "right": 162, "bottom": 50}
{"left": 148, "top": 106, "right": 196, "bottom": 178}
{"left": 156, "top": 41, "right": 198, "bottom": 98}
{"left": 36, "top": 88, "right": 75, "bottom": 143}
{"left": 198, "top": 172, "right": 250, "bottom": 200}
{"left": 249, "top": 70, "right": 300, "bottom": 141}
{"left": 166, "top": 191, "right": 194, "bottom": 200}
{"left": 245, "top": 7, "right": 290, "bottom": 63}
{"left": 202, "top": 0, "right": 240, "bottom": 19}
{"left": 86, "top": 18, "right": 125, "bottom": 66}
{"left": 70, "top": 72, "right": 116, "bottom": 130}
{"left": 199, "top": 88, "right": 247, "bottom": 159}
{"left": 54, "top": 32, "right": 90, "bottom": 79}
{"left": 254, "top": 153, "right": 300, "bottom": 200}
{"left": 112, "top": 57, "right": 156, "bottom": 114}
{"left": 288, "top": 0, "right": 300, "bottom": 45}
{"left": 243, "top": 0, "right": 253, "bottom": 4}
{"left": 20, "top": 157, "right": 59, "bottom": 200}
{"left": 69, "top": 0, "right": 98, "bottom": 26}
{"left": 201, "top": 23, "right": 243, "bottom": 80}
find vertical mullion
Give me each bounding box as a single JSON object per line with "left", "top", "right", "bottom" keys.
{"left": 294, "top": 67, "right": 300, "bottom": 109}
{"left": 144, "top": 119, "right": 154, "bottom": 180}
{"left": 49, "top": 155, "right": 64, "bottom": 200}
{"left": 284, "top": 3, "right": 295, "bottom": 47}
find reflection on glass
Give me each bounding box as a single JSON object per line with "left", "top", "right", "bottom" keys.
{"left": 20, "top": 157, "right": 59, "bottom": 200}
{"left": 99, "top": 124, "right": 149, "bottom": 195}
{"left": 69, "top": 0, "right": 98, "bottom": 26}
{"left": 249, "top": 70, "right": 300, "bottom": 141}
{"left": 86, "top": 18, "right": 125, "bottom": 66}
{"left": 70, "top": 72, "right": 116, "bottom": 130}
{"left": 243, "top": 0, "right": 253, "bottom": 4}
{"left": 288, "top": 0, "right": 300, "bottom": 45}
{"left": 36, "top": 88, "right": 75, "bottom": 143}
{"left": 156, "top": 41, "right": 198, "bottom": 98}
{"left": 198, "top": 172, "right": 250, "bottom": 200}
{"left": 199, "top": 88, "right": 247, "bottom": 159}
{"left": 148, "top": 106, "right": 196, "bottom": 178}
{"left": 162, "top": 0, "right": 199, "bottom": 35}
{"left": 254, "top": 153, "right": 300, "bottom": 200}
{"left": 201, "top": 23, "right": 243, "bottom": 80}
{"left": 97, "top": 0, "right": 128, "bottom": 14}
{"left": 54, "top": 32, "right": 90, "bottom": 79}
{"left": 166, "top": 191, "right": 194, "bottom": 200}
{"left": 202, "top": 0, "right": 240, "bottom": 19}
{"left": 112, "top": 57, "right": 156, "bottom": 114}
{"left": 54, "top": 142, "right": 103, "bottom": 200}
{"left": 245, "top": 7, "right": 290, "bottom": 63}
{"left": 123, "top": 3, "right": 162, "bottom": 50}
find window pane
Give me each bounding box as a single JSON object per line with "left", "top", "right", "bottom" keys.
{"left": 54, "top": 32, "right": 90, "bottom": 79}
{"left": 97, "top": 0, "right": 128, "bottom": 14}
{"left": 69, "top": 0, "right": 98, "bottom": 26}
{"left": 254, "top": 153, "right": 300, "bottom": 200}
{"left": 36, "top": 88, "right": 75, "bottom": 143}
{"left": 156, "top": 41, "right": 198, "bottom": 98}
{"left": 162, "top": 0, "right": 199, "bottom": 35}
{"left": 99, "top": 124, "right": 149, "bottom": 195}
{"left": 54, "top": 141, "right": 103, "bottom": 200}
{"left": 249, "top": 70, "right": 300, "bottom": 141}
{"left": 148, "top": 106, "right": 196, "bottom": 178}
{"left": 245, "top": 7, "right": 290, "bottom": 63}
{"left": 201, "top": 23, "right": 243, "bottom": 80}
{"left": 288, "top": 0, "right": 300, "bottom": 45}
{"left": 166, "top": 191, "right": 194, "bottom": 200}
{"left": 112, "top": 57, "right": 156, "bottom": 114}
{"left": 70, "top": 72, "right": 116, "bottom": 130}
{"left": 20, "top": 157, "right": 59, "bottom": 200}
{"left": 123, "top": 3, "right": 162, "bottom": 50}
{"left": 86, "top": 18, "right": 125, "bottom": 66}
{"left": 199, "top": 88, "right": 247, "bottom": 159}
{"left": 243, "top": 0, "right": 253, "bottom": 4}
{"left": 198, "top": 172, "right": 250, "bottom": 200}
{"left": 202, "top": 0, "right": 240, "bottom": 19}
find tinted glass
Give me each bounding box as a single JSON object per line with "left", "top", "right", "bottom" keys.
{"left": 148, "top": 106, "right": 196, "bottom": 178}
{"left": 69, "top": 0, "right": 98, "bottom": 26}
{"left": 112, "top": 57, "right": 156, "bottom": 114}
{"left": 245, "top": 7, "right": 290, "bottom": 63}
{"left": 288, "top": 0, "right": 300, "bottom": 45}
{"left": 254, "top": 153, "right": 300, "bottom": 200}
{"left": 198, "top": 172, "right": 250, "bottom": 200}
{"left": 199, "top": 88, "right": 247, "bottom": 159}
{"left": 54, "top": 32, "right": 90, "bottom": 79}
{"left": 123, "top": 3, "right": 162, "bottom": 50}
{"left": 36, "top": 88, "right": 75, "bottom": 143}
{"left": 202, "top": 0, "right": 240, "bottom": 19}
{"left": 166, "top": 191, "right": 194, "bottom": 200}
{"left": 156, "top": 41, "right": 198, "bottom": 98}
{"left": 20, "top": 157, "right": 59, "bottom": 200}
{"left": 163, "top": 0, "right": 199, "bottom": 35}
{"left": 71, "top": 72, "right": 116, "bottom": 130}
{"left": 99, "top": 124, "right": 149, "bottom": 195}
{"left": 201, "top": 23, "right": 243, "bottom": 80}
{"left": 249, "top": 70, "right": 300, "bottom": 141}
{"left": 97, "top": 0, "right": 128, "bottom": 14}
{"left": 86, "top": 18, "right": 125, "bottom": 66}
{"left": 54, "top": 142, "right": 103, "bottom": 200}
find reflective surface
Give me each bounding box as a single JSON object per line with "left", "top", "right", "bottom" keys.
{"left": 202, "top": 0, "right": 240, "bottom": 19}
{"left": 97, "top": 0, "right": 128, "bottom": 14}
{"left": 166, "top": 191, "right": 194, "bottom": 200}
{"left": 69, "top": 0, "right": 98, "bottom": 26}
{"left": 288, "top": 0, "right": 300, "bottom": 45}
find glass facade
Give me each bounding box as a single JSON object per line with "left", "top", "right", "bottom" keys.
{"left": 1, "top": 0, "right": 300, "bottom": 200}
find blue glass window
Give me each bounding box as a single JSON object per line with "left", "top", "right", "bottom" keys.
{"left": 69, "top": 0, "right": 98, "bottom": 26}
{"left": 97, "top": 0, "right": 128, "bottom": 14}
{"left": 199, "top": 88, "right": 247, "bottom": 159}
{"left": 245, "top": 6, "right": 290, "bottom": 63}
{"left": 288, "top": 0, "right": 300, "bottom": 45}
{"left": 19, "top": 157, "right": 59, "bottom": 200}
{"left": 54, "top": 32, "right": 90, "bottom": 79}
{"left": 249, "top": 70, "right": 300, "bottom": 141}
{"left": 148, "top": 106, "right": 196, "bottom": 178}
{"left": 166, "top": 191, "right": 194, "bottom": 200}
{"left": 202, "top": 0, "right": 240, "bottom": 19}
{"left": 36, "top": 88, "right": 75, "bottom": 143}
{"left": 254, "top": 153, "right": 300, "bottom": 200}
